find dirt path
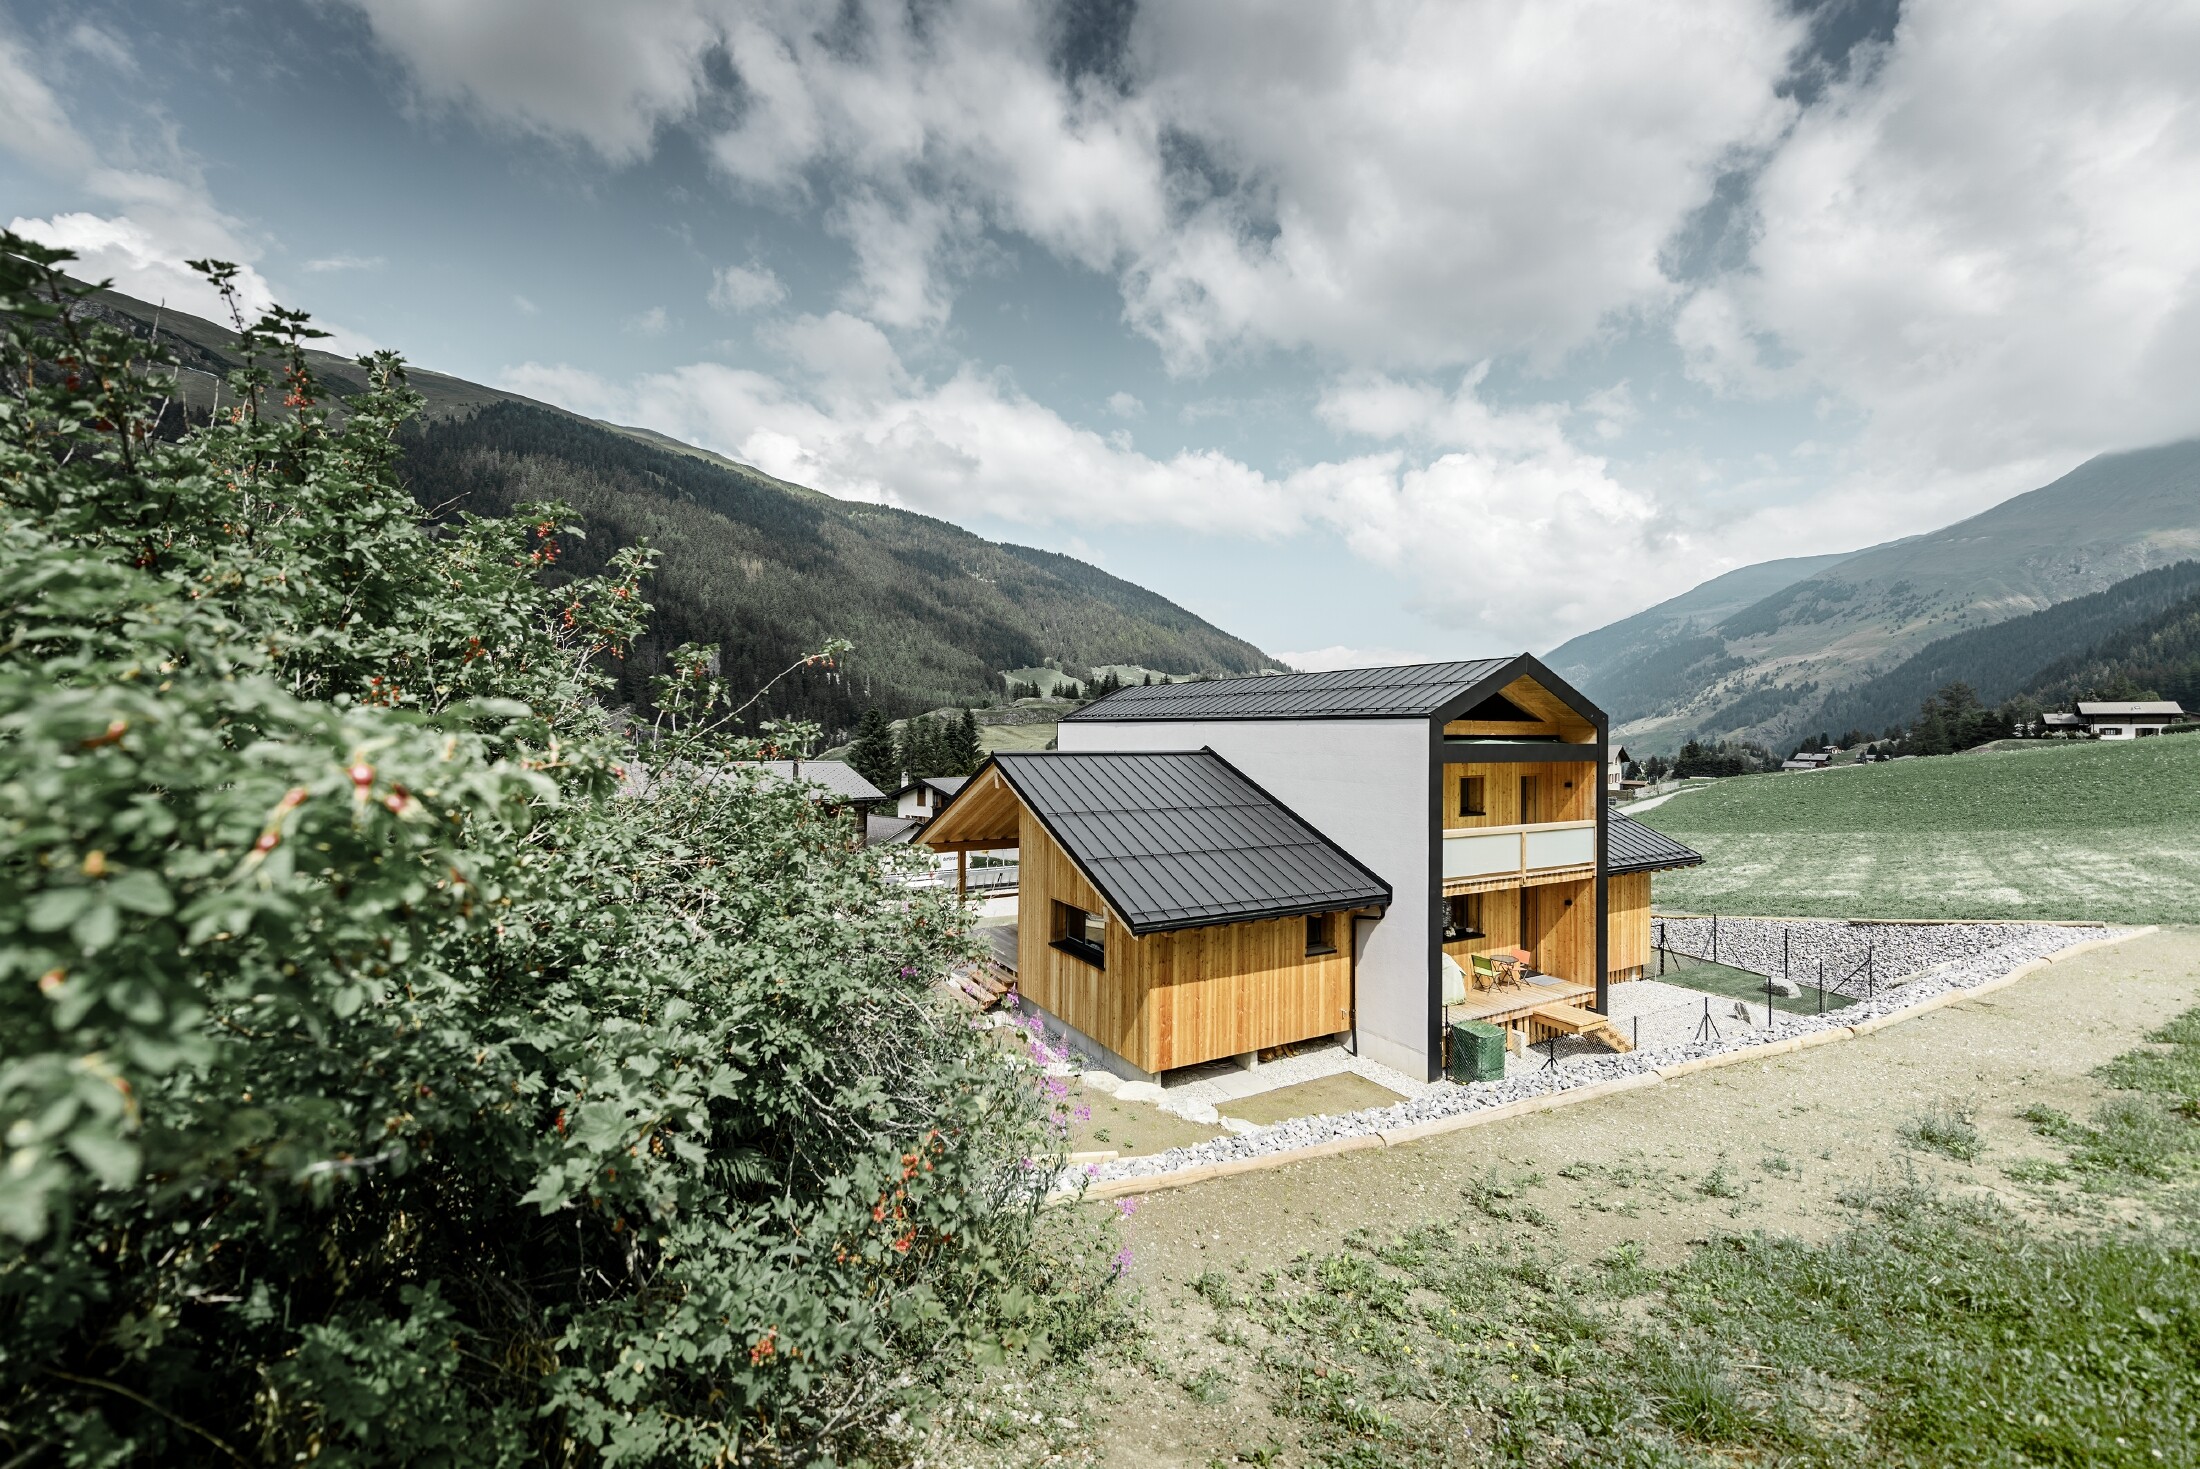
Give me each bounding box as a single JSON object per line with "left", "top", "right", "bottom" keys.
{"left": 1081, "top": 925, "right": 2200, "bottom": 1467}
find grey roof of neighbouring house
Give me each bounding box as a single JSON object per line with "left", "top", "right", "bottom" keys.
{"left": 864, "top": 814, "right": 923, "bottom": 845}
{"left": 619, "top": 758, "right": 884, "bottom": 804}
{"left": 1061, "top": 658, "right": 1517, "bottom": 722}
{"left": 1606, "top": 812, "right": 1704, "bottom": 875}
{"left": 987, "top": 750, "right": 1391, "bottom": 933}
{"left": 2076, "top": 701, "right": 2184, "bottom": 717}
{"left": 892, "top": 774, "right": 970, "bottom": 800}
{"left": 743, "top": 760, "right": 886, "bottom": 803}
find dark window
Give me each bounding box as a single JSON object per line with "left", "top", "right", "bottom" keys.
{"left": 1305, "top": 913, "right": 1337, "bottom": 956}
{"left": 1458, "top": 775, "right": 1486, "bottom": 817}
{"left": 1444, "top": 893, "right": 1485, "bottom": 942}
{"left": 1519, "top": 775, "right": 1541, "bottom": 824}
{"left": 1051, "top": 900, "right": 1106, "bottom": 967}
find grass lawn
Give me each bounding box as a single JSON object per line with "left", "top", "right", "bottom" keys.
{"left": 1643, "top": 735, "right": 2200, "bottom": 922}
{"left": 1166, "top": 1003, "right": 2200, "bottom": 1468}
{"left": 1659, "top": 955, "right": 1859, "bottom": 1015}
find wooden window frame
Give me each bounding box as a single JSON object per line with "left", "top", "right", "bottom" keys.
{"left": 1458, "top": 775, "right": 1486, "bottom": 817}
{"left": 1444, "top": 892, "right": 1485, "bottom": 942}
{"left": 1050, "top": 900, "right": 1106, "bottom": 968}
{"left": 1305, "top": 912, "right": 1337, "bottom": 956}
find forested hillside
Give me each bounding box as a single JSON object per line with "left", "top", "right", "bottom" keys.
{"left": 400, "top": 403, "right": 1272, "bottom": 740}
{"left": 54, "top": 283, "right": 1277, "bottom": 745}
{"left": 2024, "top": 576, "right": 2200, "bottom": 710}
{"left": 1558, "top": 440, "right": 2200, "bottom": 751}
{"left": 1805, "top": 561, "right": 2200, "bottom": 737}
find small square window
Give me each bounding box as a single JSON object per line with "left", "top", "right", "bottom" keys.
{"left": 1305, "top": 912, "right": 1337, "bottom": 956}
{"left": 1444, "top": 893, "right": 1485, "bottom": 942}
{"left": 1051, "top": 900, "right": 1105, "bottom": 967}
{"left": 1458, "top": 775, "right": 1486, "bottom": 817}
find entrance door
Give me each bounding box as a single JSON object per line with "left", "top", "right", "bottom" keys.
{"left": 1520, "top": 886, "right": 1543, "bottom": 971}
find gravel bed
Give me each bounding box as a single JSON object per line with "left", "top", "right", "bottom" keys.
{"left": 1067, "top": 919, "right": 2123, "bottom": 1190}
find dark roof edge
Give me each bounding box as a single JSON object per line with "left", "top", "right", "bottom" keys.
{"left": 1061, "top": 709, "right": 1440, "bottom": 724}
{"left": 1431, "top": 652, "right": 1608, "bottom": 732}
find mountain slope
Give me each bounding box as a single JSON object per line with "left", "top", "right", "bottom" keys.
{"left": 1570, "top": 441, "right": 2200, "bottom": 750}
{"left": 1544, "top": 551, "right": 1858, "bottom": 724}
{"left": 65, "top": 284, "right": 1276, "bottom": 739}
{"left": 1802, "top": 560, "right": 2200, "bottom": 737}
{"left": 2021, "top": 577, "right": 2200, "bottom": 712}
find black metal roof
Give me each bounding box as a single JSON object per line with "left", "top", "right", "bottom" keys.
{"left": 1062, "top": 658, "right": 1516, "bottom": 722}
{"left": 989, "top": 751, "right": 1391, "bottom": 934}
{"left": 1606, "top": 812, "right": 1704, "bottom": 875}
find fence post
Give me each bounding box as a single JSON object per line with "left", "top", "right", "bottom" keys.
{"left": 1711, "top": 914, "right": 1719, "bottom": 966}
{"left": 1818, "top": 958, "right": 1825, "bottom": 1015}
{"left": 1784, "top": 929, "right": 1790, "bottom": 986}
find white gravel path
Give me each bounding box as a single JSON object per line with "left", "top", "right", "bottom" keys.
{"left": 1065, "top": 918, "right": 2124, "bottom": 1191}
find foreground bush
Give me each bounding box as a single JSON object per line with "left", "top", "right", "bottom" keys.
{"left": 0, "top": 237, "right": 1105, "bottom": 1465}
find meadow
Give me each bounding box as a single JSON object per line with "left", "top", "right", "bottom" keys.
{"left": 1642, "top": 735, "right": 2200, "bottom": 923}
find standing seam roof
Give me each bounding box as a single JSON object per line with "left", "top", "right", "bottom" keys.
{"left": 1606, "top": 812, "right": 1704, "bottom": 875}
{"left": 990, "top": 750, "right": 1391, "bottom": 932}
{"left": 1062, "top": 658, "right": 1516, "bottom": 721}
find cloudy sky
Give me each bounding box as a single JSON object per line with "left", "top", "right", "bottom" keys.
{"left": 6, "top": 1, "right": 2198, "bottom": 668}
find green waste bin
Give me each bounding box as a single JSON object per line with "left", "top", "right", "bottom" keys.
{"left": 1448, "top": 1020, "right": 1507, "bottom": 1083}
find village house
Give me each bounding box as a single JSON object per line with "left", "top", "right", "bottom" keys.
{"left": 922, "top": 657, "right": 1702, "bottom": 1083}
{"left": 891, "top": 774, "right": 969, "bottom": 822}
{"left": 2073, "top": 700, "right": 2185, "bottom": 739}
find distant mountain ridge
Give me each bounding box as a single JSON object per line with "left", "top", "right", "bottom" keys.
{"left": 1805, "top": 560, "right": 2200, "bottom": 737}
{"left": 64, "top": 284, "right": 1277, "bottom": 740}
{"left": 1545, "top": 551, "right": 1860, "bottom": 725}
{"left": 1553, "top": 440, "right": 2200, "bottom": 751}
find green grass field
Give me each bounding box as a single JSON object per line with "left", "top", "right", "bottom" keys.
{"left": 1643, "top": 736, "right": 2200, "bottom": 923}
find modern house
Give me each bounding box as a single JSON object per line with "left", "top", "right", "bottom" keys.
{"left": 2074, "top": 700, "right": 2185, "bottom": 739}
{"left": 923, "top": 657, "right": 1702, "bottom": 1082}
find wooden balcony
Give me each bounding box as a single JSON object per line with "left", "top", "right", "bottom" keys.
{"left": 1440, "top": 819, "right": 1596, "bottom": 892}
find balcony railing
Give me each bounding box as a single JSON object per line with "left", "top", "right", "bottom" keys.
{"left": 1441, "top": 820, "right": 1596, "bottom": 882}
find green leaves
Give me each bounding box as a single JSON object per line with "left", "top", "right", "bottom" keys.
{"left": 0, "top": 230, "right": 1104, "bottom": 1467}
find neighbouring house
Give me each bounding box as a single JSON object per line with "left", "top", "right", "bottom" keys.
{"left": 921, "top": 656, "right": 1704, "bottom": 1082}
{"left": 2074, "top": 700, "right": 2185, "bottom": 739}
{"left": 892, "top": 774, "right": 969, "bottom": 823}
{"left": 1607, "top": 745, "right": 1635, "bottom": 792}
{"left": 625, "top": 758, "right": 887, "bottom": 844}
{"left": 864, "top": 813, "right": 923, "bottom": 845}
{"left": 1780, "top": 750, "right": 1834, "bottom": 771}
{"left": 2041, "top": 712, "right": 2087, "bottom": 737}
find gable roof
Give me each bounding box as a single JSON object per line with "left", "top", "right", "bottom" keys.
{"left": 983, "top": 750, "right": 1391, "bottom": 933}
{"left": 1061, "top": 658, "right": 1517, "bottom": 722}
{"left": 1606, "top": 812, "right": 1704, "bottom": 875}
{"left": 742, "top": 759, "right": 886, "bottom": 803}
{"left": 621, "top": 758, "right": 885, "bottom": 804}
{"left": 2076, "top": 701, "right": 2183, "bottom": 717}
{"left": 892, "top": 774, "right": 970, "bottom": 800}
{"left": 864, "top": 814, "right": 923, "bottom": 845}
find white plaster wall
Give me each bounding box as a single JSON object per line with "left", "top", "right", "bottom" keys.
{"left": 1058, "top": 718, "right": 1434, "bottom": 1077}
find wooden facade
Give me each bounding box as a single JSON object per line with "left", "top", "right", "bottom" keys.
{"left": 1439, "top": 760, "right": 1596, "bottom": 830}
{"left": 1607, "top": 871, "right": 1652, "bottom": 982}
{"left": 1014, "top": 809, "right": 1360, "bottom": 1076}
